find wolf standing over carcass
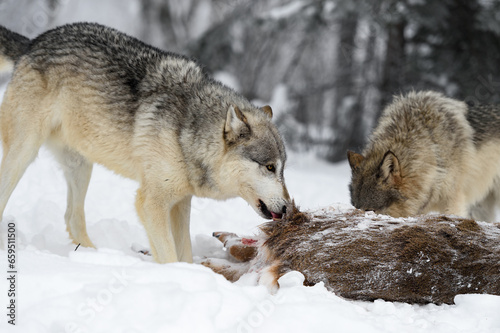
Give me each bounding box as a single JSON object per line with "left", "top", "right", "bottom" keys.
{"left": 348, "top": 91, "right": 500, "bottom": 222}
{"left": 0, "top": 23, "right": 290, "bottom": 263}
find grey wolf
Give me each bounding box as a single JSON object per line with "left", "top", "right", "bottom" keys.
{"left": 347, "top": 91, "right": 500, "bottom": 222}
{"left": 0, "top": 23, "right": 290, "bottom": 263}
{"left": 203, "top": 206, "right": 500, "bottom": 304}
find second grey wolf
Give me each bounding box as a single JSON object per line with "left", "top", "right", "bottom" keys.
{"left": 347, "top": 91, "right": 500, "bottom": 222}
{"left": 0, "top": 23, "right": 290, "bottom": 263}
{"left": 203, "top": 206, "right": 500, "bottom": 304}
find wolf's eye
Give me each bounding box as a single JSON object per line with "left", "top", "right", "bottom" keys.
{"left": 266, "top": 164, "right": 276, "bottom": 173}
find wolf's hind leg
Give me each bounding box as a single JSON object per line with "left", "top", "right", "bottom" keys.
{"left": 52, "top": 146, "right": 95, "bottom": 248}
{"left": 0, "top": 138, "right": 41, "bottom": 219}
{"left": 0, "top": 69, "right": 53, "bottom": 222}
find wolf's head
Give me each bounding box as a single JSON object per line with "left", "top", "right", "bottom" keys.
{"left": 347, "top": 150, "right": 410, "bottom": 217}
{"left": 222, "top": 105, "right": 290, "bottom": 219}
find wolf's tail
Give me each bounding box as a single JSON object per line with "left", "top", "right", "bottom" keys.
{"left": 0, "top": 26, "right": 30, "bottom": 71}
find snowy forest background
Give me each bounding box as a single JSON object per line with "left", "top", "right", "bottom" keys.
{"left": 1, "top": 0, "right": 500, "bottom": 162}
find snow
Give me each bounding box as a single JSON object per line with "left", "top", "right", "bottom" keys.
{"left": 213, "top": 71, "right": 242, "bottom": 93}
{"left": 267, "top": 84, "right": 291, "bottom": 119}
{"left": 0, "top": 93, "right": 499, "bottom": 333}
{"left": 52, "top": 0, "right": 142, "bottom": 38}
{"left": 260, "top": 1, "right": 306, "bottom": 20}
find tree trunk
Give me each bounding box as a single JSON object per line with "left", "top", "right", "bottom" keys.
{"left": 326, "top": 11, "right": 361, "bottom": 162}
{"left": 378, "top": 19, "right": 406, "bottom": 119}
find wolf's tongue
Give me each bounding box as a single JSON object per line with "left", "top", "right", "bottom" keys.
{"left": 271, "top": 212, "right": 282, "bottom": 220}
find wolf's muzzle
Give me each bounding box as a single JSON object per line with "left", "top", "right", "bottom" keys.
{"left": 258, "top": 200, "right": 287, "bottom": 220}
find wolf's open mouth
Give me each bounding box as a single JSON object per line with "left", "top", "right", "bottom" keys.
{"left": 258, "top": 200, "right": 283, "bottom": 220}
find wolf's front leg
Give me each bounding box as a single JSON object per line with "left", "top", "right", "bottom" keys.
{"left": 170, "top": 196, "right": 193, "bottom": 263}
{"left": 135, "top": 186, "right": 179, "bottom": 263}
{"left": 468, "top": 189, "right": 498, "bottom": 222}
{"left": 446, "top": 191, "right": 469, "bottom": 218}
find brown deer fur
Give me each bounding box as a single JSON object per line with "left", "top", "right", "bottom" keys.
{"left": 203, "top": 206, "right": 500, "bottom": 305}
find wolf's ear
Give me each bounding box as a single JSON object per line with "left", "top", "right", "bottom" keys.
{"left": 225, "top": 105, "right": 249, "bottom": 142}
{"left": 261, "top": 105, "right": 273, "bottom": 119}
{"left": 347, "top": 151, "right": 364, "bottom": 171}
{"left": 380, "top": 151, "right": 401, "bottom": 185}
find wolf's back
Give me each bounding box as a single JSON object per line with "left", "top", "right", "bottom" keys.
{"left": 0, "top": 26, "right": 30, "bottom": 70}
